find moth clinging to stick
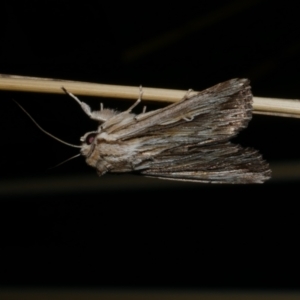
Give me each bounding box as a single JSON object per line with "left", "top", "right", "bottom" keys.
{"left": 61, "top": 78, "right": 270, "bottom": 183}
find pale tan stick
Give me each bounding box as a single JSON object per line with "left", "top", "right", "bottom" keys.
{"left": 253, "top": 97, "right": 300, "bottom": 118}
{"left": 0, "top": 74, "right": 186, "bottom": 102}
{"left": 1, "top": 74, "right": 300, "bottom": 118}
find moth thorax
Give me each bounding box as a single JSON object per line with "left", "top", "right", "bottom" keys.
{"left": 95, "top": 109, "right": 119, "bottom": 122}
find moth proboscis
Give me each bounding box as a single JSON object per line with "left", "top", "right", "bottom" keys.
{"left": 61, "top": 78, "right": 270, "bottom": 184}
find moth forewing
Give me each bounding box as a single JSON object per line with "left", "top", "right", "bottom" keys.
{"left": 76, "top": 78, "right": 270, "bottom": 183}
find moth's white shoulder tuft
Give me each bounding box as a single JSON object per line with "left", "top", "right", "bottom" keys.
{"left": 92, "top": 108, "right": 119, "bottom": 123}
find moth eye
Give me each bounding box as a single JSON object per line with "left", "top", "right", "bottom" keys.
{"left": 85, "top": 133, "right": 96, "bottom": 145}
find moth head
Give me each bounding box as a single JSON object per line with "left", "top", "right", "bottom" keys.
{"left": 80, "top": 131, "right": 98, "bottom": 157}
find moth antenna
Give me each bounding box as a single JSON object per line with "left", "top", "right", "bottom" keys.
{"left": 13, "top": 99, "right": 81, "bottom": 149}
{"left": 48, "top": 153, "right": 81, "bottom": 170}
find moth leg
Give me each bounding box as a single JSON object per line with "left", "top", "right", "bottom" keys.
{"left": 177, "top": 90, "right": 196, "bottom": 124}
{"left": 182, "top": 89, "right": 194, "bottom": 101}
{"left": 126, "top": 98, "right": 141, "bottom": 112}
{"left": 180, "top": 89, "right": 197, "bottom": 122}
{"left": 124, "top": 85, "right": 144, "bottom": 114}
{"left": 131, "top": 87, "right": 147, "bottom": 120}
{"left": 183, "top": 116, "right": 194, "bottom": 121}
{"left": 138, "top": 87, "right": 146, "bottom": 113}
{"left": 133, "top": 105, "right": 147, "bottom": 122}
{"left": 62, "top": 87, "right": 107, "bottom": 122}
{"left": 62, "top": 87, "right": 93, "bottom": 116}
{"left": 138, "top": 85, "right": 143, "bottom": 101}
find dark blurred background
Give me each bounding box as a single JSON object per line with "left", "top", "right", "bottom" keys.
{"left": 1, "top": 0, "right": 300, "bottom": 293}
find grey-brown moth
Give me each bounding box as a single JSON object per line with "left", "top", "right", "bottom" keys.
{"left": 64, "top": 78, "right": 271, "bottom": 183}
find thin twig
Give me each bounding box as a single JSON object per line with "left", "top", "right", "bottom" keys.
{"left": 1, "top": 74, "right": 300, "bottom": 118}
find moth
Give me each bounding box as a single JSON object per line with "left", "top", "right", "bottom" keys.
{"left": 63, "top": 78, "right": 270, "bottom": 184}
{"left": 17, "top": 78, "right": 271, "bottom": 183}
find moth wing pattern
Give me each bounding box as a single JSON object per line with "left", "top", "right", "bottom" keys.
{"left": 103, "top": 78, "right": 252, "bottom": 142}
{"left": 140, "top": 143, "right": 270, "bottom": 184}
{"left": 82, "top": 78, "right": 271, "bottom": 183}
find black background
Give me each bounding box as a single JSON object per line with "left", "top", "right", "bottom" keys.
{"left": 1, "top": 0, "right": 300, "bottom": 290}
